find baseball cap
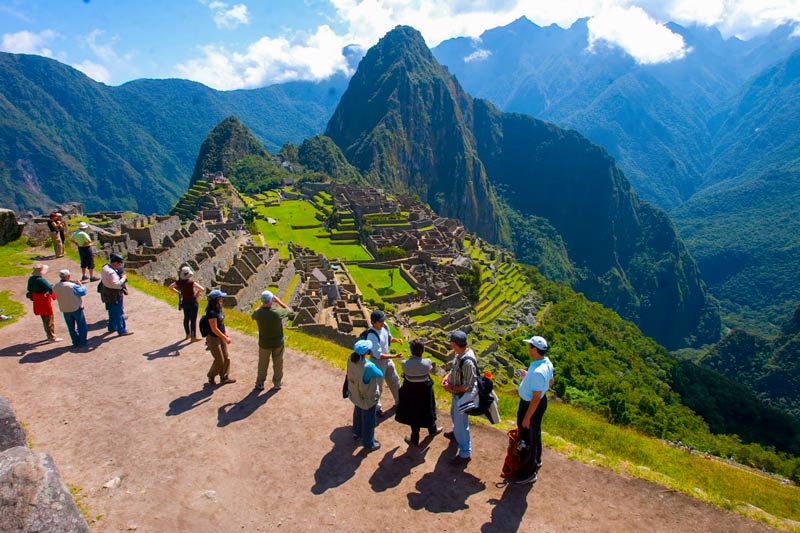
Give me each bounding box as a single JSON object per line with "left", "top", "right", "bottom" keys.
{"left": 207, "top": 289, "right": 227, "bottom": 299}
{"left": 261, "top": 290, "right": 274, "bottom": 304}
{"left": 58, "top": 269, "right": 71, "bottom": 280}
{"left": 109, "top": 253, "right": 124, "bottom": 263}
{"left": 523, "top": 336, "right": 548, "bottom": 351}
{"left": 354, "top": 339, "right": 372, "bottom": 355}
{"left": 370, "top": 309, "right": 385, "bottom": 323}
{"left": 448, "top": 330, "right": 468, "bottom": 347}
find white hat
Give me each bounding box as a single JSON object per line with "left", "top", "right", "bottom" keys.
{"left": 523, "top": 335, "right": 548, "bottom": 351}
{"left": 78, "top": 221, "right": 89, "bottom": 230}
{"left": 179, "top": 266, "right": 194, "bottom": 280}
{"left": 58, "top": 269, "right": 71, "bottom": 280}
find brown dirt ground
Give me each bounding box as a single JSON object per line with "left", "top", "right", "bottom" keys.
{"left": 0, "top": 255, "right": 776, "bottom": 532}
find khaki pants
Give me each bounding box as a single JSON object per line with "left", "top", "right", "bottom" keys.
{"left": 207, "top": 336, "right": 231, "bottom": 380}
{"left": 40, "top": 314, "right": 55, "bottom": 340}
{"left": 374, "top": 358, "right": 400, "bottom": 409}
{"left": 51, "top": 232, "right": 63, "bottom": 257}
{"left": 256, "top": 345, "right": 284, "bottom": 387}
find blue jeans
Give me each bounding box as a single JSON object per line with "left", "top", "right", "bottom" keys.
{"left": 107, "top": 299, "right": 127, "bottom": 334}
{"left": 63, "top": 309, "right": 87, "bottom": 346}
{"left": 451, "top": 394, "right": 472, "bottom": 458}
{"left": 353, "top": 405, "right": 377, "bottom": 448}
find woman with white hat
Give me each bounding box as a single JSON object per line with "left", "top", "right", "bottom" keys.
{"left": 26, "top": 263, "right": 62, "bottom": 343}
{"left": 168, "top": 265, "right": 204, "bottom": 341}
{"left": 71, "top": 221, "right": 98, "bottom": 282}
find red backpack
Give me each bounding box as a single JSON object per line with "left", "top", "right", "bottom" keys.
{"left": 501, "top": 428, "right": 523, "bottom": 479}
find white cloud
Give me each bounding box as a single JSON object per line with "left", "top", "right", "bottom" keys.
{"left": 792, "top": 24, "right": 800, "bottom": 38}
{"left": 464, "top": 48, "right": 491, "bottom": 62}
{"left": 175, "top": 25, "right": 351, "bottom": 89}
{"left": 72, "top": 59, "right": 111, "bottom": 83}
{"left": 205, "top": 1, "right": 250, "bottom": 29}
{"left": 588, "top": 5, "right": 689, "bottom": 64}
{"left": 0, "top": 29, "right": 59, "bottom": 58}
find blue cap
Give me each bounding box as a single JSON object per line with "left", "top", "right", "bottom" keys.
{"left": 354, "top": 339, "right": 372, "bottom": 355}
{"left": 261, "top": 290, "right": 274, "bottom": 303}
{"left": 448, "top": 330, "right": 468, "bottom": 347}
{"left": 208, "top": 289, "right": 227, "bottom": 299}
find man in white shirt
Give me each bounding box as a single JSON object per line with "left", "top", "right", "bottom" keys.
{"left": 53, "top": 269, "right": 88, "bottom": 346}
{"left": 366, "top": 309, "right": 403, "bottom": 417}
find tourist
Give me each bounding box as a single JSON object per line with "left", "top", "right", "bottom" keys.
{"left": 169, "top": 266, "right": 204, "bottom": 341}
{"left": 47, "top": 212, "right": 65, "bottom": 258}
{"left": 442, "top": 330, "right": 477, "bottom": 466}
{"left": 71, "top": 221, "right": 98, "bottom": 282}
{"left": 347, "top": 339, "right": 384, "bottom": 451}
{"left": 52, "top": 269, "right": 88, "bottom": 346}
{"left": 366, "top": 309, "right": 403, "bottom": 417}
{"left": 514, "top": 335, "right": 555, "bottom": 484}
{"left": 251, "top": 290, "right": 292, "bottom": 391}
{"left": 205, "top": 289, "right": 235, "bottom": 386}
{"left": 396, "top": 338, "right": 443, "bottom": 446}
{"left": 100, "top": 253, "right": 132, "bottom": 336}
{"left": 26, "top": 263, "right": 61, "bottom": 343}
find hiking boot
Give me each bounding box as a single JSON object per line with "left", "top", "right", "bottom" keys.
{"left": 367, "top": 441, "right": 381, "bottom": 452}
{"left": 429, "top": 426, "right": 444, "bottom": 436}
{"left": 190, "top": 337, "right": 202, "bottom": 342}
{"left": 450, "top": 455, "right": 471, "bottom": 466}
{"left": 89, "top": 277, "right": 100, "bottom": 282}
{"left": 119, "top": 331, "right": 134, "bottom": 336}
{"left": 254, "top": 383, "right": 264, "bottom": 391}
{"left": 206, "top": 377, "right": 216, "bottom": 387}
{"left": 80, "top": 275, "right": 88, "bottom": 281}
{"left": 443, "top": 430, "right": 455, "bottom": 441}
{"left": 404, "top": 435, "right": 419, "bottom": 446}
{"left": 220, "top": 376, "right": 236, "bottom": 384}
{"left": 515, "top": 472, "right": 538, "bottom": 485}
{"left": 48, "top": 337, "right": 63, "bottom": 343}
{"left": 272, "top": 384, "right": 282, "bottom": 390}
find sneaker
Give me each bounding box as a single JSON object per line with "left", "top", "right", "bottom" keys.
{"left": 443, "top": 430, "right": 455, "bottom": 440}
{"left": 184, "top": 334, "right": 191, "bottom": 341}
{"left": 376, "top": 408, "right": 385, "bottom": 419}
{"left": 206, "top": 377, "right": 216, "bottom": 387}
{"left": 220, "top": 376, "right": 236, "bottom": 384}
{"left": 119, "top": 331, "right": 134, "bottom": 336}
{"left": 80, "top": 276, "right": 88, "bottom": 281}
{"left": 367, "top": 441, "right": 381, "bottom": 452}
{"left": 272, "top": 384, "right": 282, "bottom": 390}
{"left": 515, "top": 472, "right": 538, "bottom": 485}
{"left": 254, "top": 383, "right": 264, "bottom": 391}
{"left": 89, "top": 277, "right": 100, "bottom": 282}
{"left": 48, "top": 337, "right": 63, "bottom": 343}
{"left": 190, "top": 337, "right": 202, "bottom": 342}
{"left": 429, "top": 426, "right": 444, "bottom": 436}
{"left": 450, "top": 455, "right": 471, "bottom": 466}
{"left": 404, "top": 436, "right": 419, "bottom": 446}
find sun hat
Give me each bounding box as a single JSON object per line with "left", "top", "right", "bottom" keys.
{"left": 78, "top": 221, "right": 89, "bottom": 230}
{"left": 208, "top": 289, "right": 227, "bottom": 299}
{"left": 58, "top": 269, "right": 71, "bottom": 280}
{"left": 32, "top": 263, "right": 49, "bottom": 275}
{"left": 179, "top": 266, "right": 194, "bottom": 280}
{"left": 261, "top": 290, "right": 274, "bottom": 304}
{"left": 448, "top": 330, "right": 468, "bottom": 347}
{"left": 523, "top": 335, "right": 548, "bottom": 352}
{"left": 354, "top": 339, "right": 372, "bottom": 355}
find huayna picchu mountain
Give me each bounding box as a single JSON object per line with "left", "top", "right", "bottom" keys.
{"left": 326, "top": 26, "right": 720, "bottom": 349}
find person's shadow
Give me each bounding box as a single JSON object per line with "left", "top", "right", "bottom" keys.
{"left": 311, "top": 426, "right": 368, "bottom": 495}
{"left": 216, "top": 388, "right": 278, "bottom": 427}
{"left": 481, "top": 481, "right": 534, "bottom": 532}
{"left": 406, "top": 440, "right": 486, "bottom": 512}
{"left": 142, "top": 340, "right": 183, "bottom": 360}
{"left": 369, "top": 444, "right": 429, "bottom": 492}
{"left": 0, "top": 340, "right": 51, "bottom": 358}
{"left": 166, "top": 387, "right": 214, "bottom": 416}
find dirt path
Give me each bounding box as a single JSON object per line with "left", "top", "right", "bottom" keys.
{"left": 0, "top": 256, "right": 774, "bottom": 532}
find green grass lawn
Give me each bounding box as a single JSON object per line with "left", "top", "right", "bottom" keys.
{"left": 252, "top": 200, "right": 371, "bottom": 260}
{"left": 410, "top": 311, "right": 442, "bottom": 324}
{"left": 0, "top": 238, "right": 39, "bottom": 276}
{"left": 346, "top": 265, "right": 416, "bottom": 304}
{"left": 0, "top": 290, "right": 25, "bottom": 327}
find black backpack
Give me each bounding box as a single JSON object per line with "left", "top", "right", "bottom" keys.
{"left": 198, "top": 315, "right": 210, "bottom": 337}
{"left": 358, "top": 327, "right": 379, "bottom": 341}
{"left": 462, "top": 355, "right": 495, "bottom": 418}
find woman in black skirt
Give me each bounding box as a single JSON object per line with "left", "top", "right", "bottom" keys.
{"left": 396, "top": 339, "right": 443, "bottom": 445}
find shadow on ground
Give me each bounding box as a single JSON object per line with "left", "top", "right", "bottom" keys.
{"left": 407, "top": 440, "right": 486, "bottom": 512}
{"left": 369, "top": 444, "right": 429, "bottom": 492}
{"left": 216, "top": 388, "right": 278, "bottom": 427}
{"left": 166, "top": 387, "right": 214, "bottom": 416}
{"left": 311, "top": 426, "right": 371, "bottom": 495}
{"left": 481, "top": 481, "right": 534, "bottom": 532}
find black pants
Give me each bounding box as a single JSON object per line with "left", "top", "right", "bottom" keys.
{"left": 182, "top": 300, "right": 199, "bottom": 337}
{"left": 516, "top": 395, "right": 548, "bottom": 478}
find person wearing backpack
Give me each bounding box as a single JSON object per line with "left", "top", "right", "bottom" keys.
{"left": 514, "top": 335, "right": 555, "bottom": 484}
{"left": 365, "top": 309, "right": 403, "bottom": 418}
{"left": 347, "top": 339, "right": 384, "bottom": 451}
{"left": 204, "top": 289, "right": 236, "bottom": 387}
{"left": 442, "top": 330, "right": 477, "bottom": 466}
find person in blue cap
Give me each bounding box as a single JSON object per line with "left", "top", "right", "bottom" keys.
{"left": 514, "top": 335, "right": 554, "bottom": 484}
{"left": 347, "top": 339, "right": 384, "bottom": 451}
{"left": 204, "top": 289, "right": 235, "bottom": 387}
{"left": 251, "top": 290, "right": 292, "bottom": 391}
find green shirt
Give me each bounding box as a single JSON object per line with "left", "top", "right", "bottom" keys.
{"left": 72, "top": 230, "right": 92, "bottom": 247}
{"left": 251, "top": 305, "right": 290, "bottom": 348}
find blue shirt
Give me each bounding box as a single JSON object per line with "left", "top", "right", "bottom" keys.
{"left": 362, "top": 360, "right": 384, "bottom": 384}
{"left": 518, "top": 357, "right": 554, "bottom": 401}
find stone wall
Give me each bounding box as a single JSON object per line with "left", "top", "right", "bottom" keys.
{"left": 0, "top": 209, "right": 23, "bottom": 245}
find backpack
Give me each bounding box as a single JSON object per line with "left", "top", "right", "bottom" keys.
{"left": 198, "top": 315, "right": 210, "bottom": 337}
{"left": 500, "top": 428, "right": 523, "bottom": 480}
{"left": 358, "top": 327, "right": 379, "bottom": 342}
{"left": 461, "top": 355, "right": 495, "bottom": 419}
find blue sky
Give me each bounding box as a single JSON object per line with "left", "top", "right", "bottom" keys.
{"left": 1, "top": 0, "right": 799, "bottom": 89}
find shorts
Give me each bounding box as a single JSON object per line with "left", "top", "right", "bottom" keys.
{"left": 78, "top": 246, "right": 95, "bottom": 270}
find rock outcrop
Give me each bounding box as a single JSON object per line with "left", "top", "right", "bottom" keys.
{"left": 0, "top": 208, "right": 23, "bottom": 245}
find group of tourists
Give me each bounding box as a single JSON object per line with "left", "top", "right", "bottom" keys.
{"left": 29, "top": 222, "right": 555, "bottom": 485}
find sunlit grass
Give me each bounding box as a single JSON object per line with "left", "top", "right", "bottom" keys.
{"left": 0, "top": 238, "right": 39, "bottom": 276}
{"left": 0, "top": 290, "right": 25, "bottom": 328}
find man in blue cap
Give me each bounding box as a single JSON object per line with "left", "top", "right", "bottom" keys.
{"left": 251, "top": 290, "right": 292, "bottom": 391}
{"left": 514, "top": 335, "right": 554, "bottom": 484}
{"left": 347, "top": 339, "right": 384, "bottom": 451}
